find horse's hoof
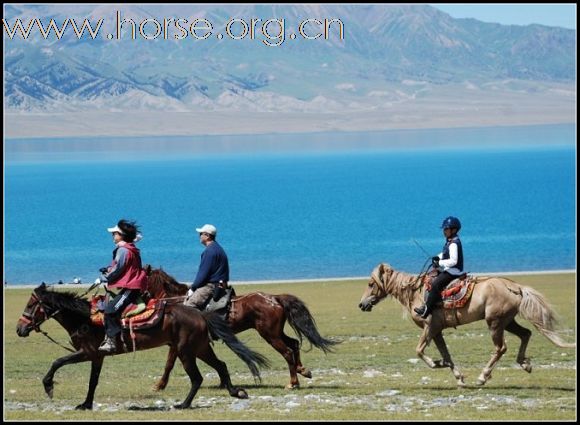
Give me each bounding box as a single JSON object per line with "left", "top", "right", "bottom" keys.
{"left": 75, "top": 403, "right": 92, "bottom": 410}
{"left": 44, "top": 387, "right": 54, "bottom": 399}
{"left": 285, "top": 383, "right": 300, "bottom": 390}
{"left": 173, "top": 403, "right": 190, "bottom": 410}
{"left": 521, "top": 361, "right": 533, "bottom": 373}
{"left": 433, "top": 360, "right": 446, "bottom": 368}
{"left": 298, "top": 368, "right": 312, "bottom": 378}
{"left": 235, "top": 389, "right": 248, "bottom": 399}
{"left": 153, "top": 383, "right": 166, "bottom": 392}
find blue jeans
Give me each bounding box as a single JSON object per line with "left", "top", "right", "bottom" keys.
{"left": 104, "top": 288, "right": 140, "bottom": 337}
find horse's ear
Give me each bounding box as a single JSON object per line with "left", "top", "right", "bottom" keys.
{"left": 379, "top": 263, "right": 392, "bottom": 282}
{"left": 144, "top": 264, "right": 152, "bottom": 275}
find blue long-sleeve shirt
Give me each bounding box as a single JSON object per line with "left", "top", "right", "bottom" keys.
{"left": 191, "top": 241, "right": 229, "bottom": 290}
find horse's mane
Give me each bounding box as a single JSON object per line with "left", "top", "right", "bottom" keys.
{"left": 36, "top": 284, "right": 90, "bottom": 317}
{"left": 148, "top": 268, "right": 188, "bottom": 297}
{"left": 374, "top": 263, "right": 424, "bottom": 307}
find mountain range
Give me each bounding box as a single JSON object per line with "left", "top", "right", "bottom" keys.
{"left": 3, "top": 4, "right": 576, "bottom": 115}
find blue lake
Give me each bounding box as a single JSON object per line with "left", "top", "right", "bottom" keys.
{"left": 4, "top": 125, "right": 576, "bottom": 284}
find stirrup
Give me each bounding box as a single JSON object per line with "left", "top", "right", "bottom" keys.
{"left": 414, "top": 305, "right": 430, "bottom": 319}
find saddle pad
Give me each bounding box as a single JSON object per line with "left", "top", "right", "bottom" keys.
{"left": 90, "top": 297, "right": 164, "bottom": 329}
{"left": 441, "top": 277, "right": 475, "bottom": 309}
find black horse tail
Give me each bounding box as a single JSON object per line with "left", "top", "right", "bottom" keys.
{"left": 203, "top": 311, "right": 271, "bottom": 382}
{"left": 276, "top": 294, "right": 340, "bottom": 354}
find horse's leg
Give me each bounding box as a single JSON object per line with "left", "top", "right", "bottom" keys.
{"left": 154, "top": 345, "right": 177, "bottom": 391}
{"left": 505, "top": 319, "right": 533, "bottom": 373}
{"left": 432, "top": 332, "right": 465, "bottom": 387}
{"left": 415, "top": 321, "right": 440, "bottom": 368}
{"left": 260, "top": 331, "right": 300, "bottom": 389}
{"left": 282, "top": 333, "right": 312, "bottom": 379}
{"left": 42, "top": 350, "right": 89, "bottom": 399}
{"left": 197, "top": 345, "right": 248, "bottom": 399}
{"left": 173, "top": 351, "right": 203, "bottom": 409}
{"left": 75, "top": 357, "right": 104, "bottom": 410}
{"left": 477, "top": 319, "right": 508, "bottom": 386}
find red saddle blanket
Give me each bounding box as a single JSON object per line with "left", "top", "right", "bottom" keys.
{"left": 422, "top": 273, "right": 476, "bottom": 309}
{"left": 89, "top": 295, "right": 165, "bottom": 330}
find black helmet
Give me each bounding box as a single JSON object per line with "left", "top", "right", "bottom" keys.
{"left": 441, "top": 216, "right": 461, "bottom": 231}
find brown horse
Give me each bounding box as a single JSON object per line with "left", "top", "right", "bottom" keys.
{"left": 16, "top": 283, "right": 269, "bottom": 410}
{"left": 147, "top": 268, "right": 339, "bottom": 389}
{"left": 359, "top": 263, "right": 575, "bottom": 386}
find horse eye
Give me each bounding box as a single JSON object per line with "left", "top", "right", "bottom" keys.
{"left": 368, "top": 282, "right": 373, "bottom": 287}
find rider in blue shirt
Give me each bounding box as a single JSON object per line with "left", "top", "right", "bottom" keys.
{"left": 183, "top": 224, "right": 229, "bottom": 309}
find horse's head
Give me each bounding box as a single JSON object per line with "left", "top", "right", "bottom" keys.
{"left": 16, "top": 283, "right": 53, "bottom": 337}
{"left": 147, "top": 267, "right": 188, "bottom": 298}
{"left": 358, "top": 263, "right": 393, "bottom": 312}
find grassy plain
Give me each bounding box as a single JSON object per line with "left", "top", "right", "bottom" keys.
{"left": 4, "top": 273, "right": 576, "bottom": 421}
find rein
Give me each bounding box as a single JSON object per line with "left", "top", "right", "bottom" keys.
{"left": 39, "top": 328, "right": 76, "bottom": 353}
{"left": 411, "top": 257, "right": 433, "bottom": 288}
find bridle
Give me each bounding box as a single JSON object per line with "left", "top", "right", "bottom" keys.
{"left": 19, "top": 289, "right": 76, "bottom": 353}
{"left": 20, "top": 291, "right": 55, "bottom": 332}
{"left": 367, "top": 270, "right": 387, "bottom": 300}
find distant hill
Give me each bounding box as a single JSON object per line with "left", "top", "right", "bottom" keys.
{"left": 3, "top": 4, "right": 575, "bottom": 114}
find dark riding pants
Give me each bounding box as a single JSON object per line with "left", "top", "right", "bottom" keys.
{"left": 104, "top": 288, "right": 140, "bottom": 337}
{"left": 425, "top": 271, "right": 456, "bottom": 310}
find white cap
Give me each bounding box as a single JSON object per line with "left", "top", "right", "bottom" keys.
{"left": 196, "top": 224, "right": 217, "bottom": 235}
{"left": 107, "top": 225, "right": 124, "bottom": 235}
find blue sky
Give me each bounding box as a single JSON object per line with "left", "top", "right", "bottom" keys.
{"left": 431, "top": 4, "right": 576, "bottom": 29}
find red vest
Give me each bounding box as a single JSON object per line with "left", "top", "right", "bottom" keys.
{"left": 107, "top": 243, "right": 147, "bottom": 291}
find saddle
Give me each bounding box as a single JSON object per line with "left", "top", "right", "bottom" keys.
{"left": 203, "top": 287, "right": 236, "bottom": 320}
{"left": 89, "top": 295, "right": 166, "bottom": 331}
{"left": 422, "top": 271, "right": 476, "bottom": 309}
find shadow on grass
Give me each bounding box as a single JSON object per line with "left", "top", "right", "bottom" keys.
{"left": 127, "top": 404, "right": 212, "bottom": 411}
{"left": 238, "top": 383, "right": 344, "bottom": 390}
{"left": 419, "top": 385, "right": 576, "bottom": 392}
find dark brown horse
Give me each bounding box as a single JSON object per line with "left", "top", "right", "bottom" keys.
{"left": 16, "top": 283, "right": 269, "bottom": 410}
{"left": 359, "top": 263, "right": 576, "bottom": 386}
{"left": 147, "top": 268, "right": 339, "bottom": 389}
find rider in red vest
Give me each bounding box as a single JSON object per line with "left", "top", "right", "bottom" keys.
{"left": 98, "top": 219, "right": 147, "bottom": 353}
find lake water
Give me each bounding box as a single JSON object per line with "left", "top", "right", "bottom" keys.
{"left": 4, "top": 124, "right": 576, "bottom": 284}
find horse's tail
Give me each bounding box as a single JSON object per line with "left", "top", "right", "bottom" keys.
{"left": 518, "top": 286, "right": 575, "bottom": 348}
{"left": 276, "top": 295, "right": 340, "bottom": 354}
{"left": 203, "top": 311, "right": 271, "bottom": 381}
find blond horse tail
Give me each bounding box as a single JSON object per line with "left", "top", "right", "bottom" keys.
{"left": 518, "top": 286, "right": 575, "bottom": 348}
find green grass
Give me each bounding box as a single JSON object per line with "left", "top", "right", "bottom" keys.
{"left": 4, "top": 273, "right": 576, "bottom": 420}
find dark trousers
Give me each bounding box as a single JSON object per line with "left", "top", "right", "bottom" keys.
{"left": 104, "top": 288, "right": 140, "bottom": 337}
{"left": 425, "top": 271, "right": 456, "bottom": 309}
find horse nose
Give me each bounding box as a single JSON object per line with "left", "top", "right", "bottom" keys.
{"left": 16, "top": 322, "right": 30, "bottom": 337}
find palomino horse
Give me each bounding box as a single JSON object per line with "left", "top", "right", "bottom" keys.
{"left": 147, "top": 268, "right": 339, "bottom": 389}
{"left": 359, "top": 263, "right": 575, "bottom": 386}
{"left": 16, "top": 283, "right": 269, "bottom": 410}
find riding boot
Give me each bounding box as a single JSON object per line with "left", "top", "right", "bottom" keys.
{"left": 98, "top": 335, "right": 117, "bottom": 353}
{"left": 414, "top": 304, "right": 432, "bottom": 319}
{"left": 414, "top": 290, "right": 439, "bottom": 319}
